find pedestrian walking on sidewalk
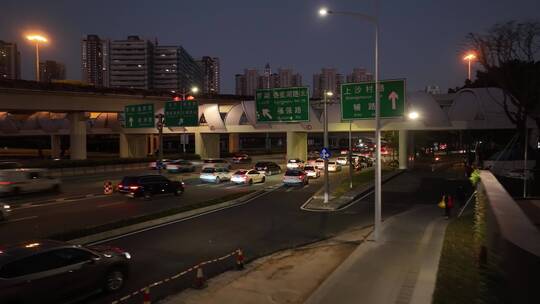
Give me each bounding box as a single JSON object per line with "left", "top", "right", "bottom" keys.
{"left": 445, "top": 194, "right": 454, "bottom": 219}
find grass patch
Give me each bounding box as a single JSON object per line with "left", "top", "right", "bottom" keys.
{"left": 50, "top": 190, "right": 255, "bottom": 242}
{"left": 332, "top": 168, "right": 393, "bottom": 198}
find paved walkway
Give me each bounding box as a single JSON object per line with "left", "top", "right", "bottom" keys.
{"left": 304, "top": 205, "right": 447, "bottom": 304}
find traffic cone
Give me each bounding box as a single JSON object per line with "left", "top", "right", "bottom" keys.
{"left": 103, "top": 181, "right": 113, "bottom": 195}
{"left": 193, "top": 266, "right": 207, "bottom": 289}
{"left": 236, "top": 249, "right": 245, "bottom": 270}
{"left": 142, "top": 287, "right": 151, "bottom": 304}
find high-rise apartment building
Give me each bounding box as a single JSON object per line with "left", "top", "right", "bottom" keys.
{"left": 197, "top": 56, "right": 220, "bottom": 94}
{"left": 109, "top": 36, "right": 154, "bottom": 89}
{"left": 153, "top": 45, "right": 203, "bottom": 92}
{"left": 0, "top": 40, "right": 20, "bottom": 80}
{"left": 39, "top": 60, "right": 66, "bottom": 82}
{"left": 313, "top": 67, "right": 372, "bottom": 98}
{"left": 235, "top": 64, "right": 303, "bottom": 96}
{"left": 81, "top": 34, "right": 109, "bottom": 86}
{"left": 346, "top": 68, "right": 373, "bottom": 83}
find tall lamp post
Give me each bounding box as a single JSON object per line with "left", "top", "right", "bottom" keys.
{"left": 323, "top": 90, "right": 333, "bottom": 203}
{"left": 319, "top": 3, "right": 382, "bottom": 241}
{"left": 463, "top": 52, "right": 476, "bottom": 80}
{"left": 173, "top": 86, "right": 199, "bottom": 153}
{"left": 26, "top": 34, "right": 48, "bottom": 82}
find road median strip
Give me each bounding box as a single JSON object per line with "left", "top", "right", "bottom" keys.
{"left": 58, "top": 186, "right": 278, "bottom": 245}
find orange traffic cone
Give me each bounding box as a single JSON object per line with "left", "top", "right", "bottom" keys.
{"left": 236, "top": 249, "right": 245, "bottom": 270}
{"left": 142, "top": 287, "right": 151, "bottom": 304}
{"left": 193, "top": 266, "right": 207, "bottom": 289}
{"left": 104, "top": 181, "right": 113, "bottom": 195}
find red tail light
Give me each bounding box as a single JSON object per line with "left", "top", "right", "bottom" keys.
{"left": 0, "top": 181, "right": 12, "bottom": 185}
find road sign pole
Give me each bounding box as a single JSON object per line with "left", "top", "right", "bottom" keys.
{"left": 374, "top": 3, "right": 382, "bottom": 242}
{"left": 324, "top": 91, "right": 330, "bottom": 204}
{"left": 156, "top": 114, "right": 164, "bottom": 174}
{"left": 182, "top": 130, "right": 187, "bottom": 154}
{"left": 349, "top": 120, "right": 353, "bottom": 189}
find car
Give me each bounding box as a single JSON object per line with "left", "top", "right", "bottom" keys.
{"left": 336, "top": 156, "right": 348, "bottom": 165}
{"left": 282, "top": 169, "right": 309, "bottom": 186}
{"left": 149, "top": 159, "right": 172, "bottom": 170}
{"left": 0, "top": 169, "right": 60, "bottom": 196}
{"left": 314, "top": 158, "right": 325, "bottom": 170}
{"left": 340, "top": 149, "right": 349, "bottom": 155}
{"left": 304, "top": 166, "right": 320, "bottom": 179}
{"left": 231, "top": 169, "right": 266, "bottom": 185}
{"left": 328, "top": 161, "right": 342, "bottom": 172}
{"left": 231, "top": 154, "right": 251, "bottom": 164}
{"left": 0, "top": 203, "right": 11, "bottom": 221}
{"left": 166, "top": 160, "right": 196, "bottom": 173}
{"left": 254, "top": 161, "right": 282, "bottom": 176}
{"left": 308, "top": 150, "right": 320, "bottom": 158}
{"left": 0, "top": 240, "right": 131, "bottom": 304}
{"left": 306, "top": 157, "right": 319, "bottom": 166}
{"left": 202, "top": 158, "right": 232, "bottom": 169}
{"left": 286, "top": 159, "right": 305, "bottom": 170}
{"left": 117, "top": 175, "right": 184, "bottom": 199}
{"left": 199, "top": 167, "right": 231, "bottom": 183}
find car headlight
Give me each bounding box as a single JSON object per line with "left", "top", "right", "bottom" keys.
{"left": 124, "top": 252, "right": 132, "bottom": 259}
{"left": 3, "top": 204, "right": 10, "bottom": 210}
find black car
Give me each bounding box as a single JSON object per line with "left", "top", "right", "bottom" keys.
{"left": 117, "top": 175, "right": 184, "bottom": 199}
{"left": 0, "top": 240, "right": 131, "bottom": 304}
{"left": 254, "top": 161, "right": 282, "bottom": 176}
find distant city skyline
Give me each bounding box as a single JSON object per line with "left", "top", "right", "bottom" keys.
{"left": 2, "top": 0, "right": 539, "bottom": 94}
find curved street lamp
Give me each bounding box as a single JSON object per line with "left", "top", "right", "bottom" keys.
{"left": 26, "top": 34, "right": 48, "bottom": 82}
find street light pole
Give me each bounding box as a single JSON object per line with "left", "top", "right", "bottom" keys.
{"left": 26, "top": 35, "right": 48, "bottom": 82}
{"left": 156, "top": 114, "right": 164, "bottom": 174}
{"left": 349, "top": 120, "right": 353, "bottom": 189}
{"left": 35, "top": 42, "right": 40, "bottom": 81}
{"left": 323, "top": 90, "right": 330, "bottom": 203}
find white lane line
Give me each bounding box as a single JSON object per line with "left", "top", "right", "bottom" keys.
{"left": 195, "top": 184, "right": 207, "bottom": 187}
{"left": 302, "top": 184, "right": 310, "bottom": 189}
{"left": 87, "top": 183, "right": 284, "bottom": 246}
{"left": 97, "top": 201, "right": 125, "bottom": 208}
{"left": 5, "top": 215, "right": 38, "bottom": 223}
{"left": 225, "top": 185, "right": 239, "bottom": 189}
{"left": 286, "top": 187, "right": 294, "bottom": 192}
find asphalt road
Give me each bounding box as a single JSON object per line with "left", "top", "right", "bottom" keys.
{"left": 81, "top": 163, "right": 469, "bottom": 304}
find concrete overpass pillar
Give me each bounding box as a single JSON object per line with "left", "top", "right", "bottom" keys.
{"left": 195, "top": 132, "right": 220, "bottom": 159}
{"left": 399, "top": 129, "right": 408, "bottom": 169}
{"left": 286, "top": 131, "right": 307, "bottom": 161}
{"left": 50, "top": 135, "right": 61, "bottom": 158}
{"left": 228, "top": 133, "right": 240, "bottom": 154}
{"left": 68, "top": 112, "right": 87, "bottom": 160}
{"left": 120, "top": 133, "right": 147, "bottom": 158}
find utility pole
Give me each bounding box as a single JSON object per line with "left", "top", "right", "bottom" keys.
{"left": 156, "top": 114, "right": 164, "bottom": 174}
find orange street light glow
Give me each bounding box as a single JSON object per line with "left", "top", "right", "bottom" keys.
{"left": 463, "top": 53, "right": 476, "bottom": 61}
{"left": 26, "top": 34, "right": 48, "bottom": 43}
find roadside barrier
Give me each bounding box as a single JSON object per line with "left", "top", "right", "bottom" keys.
{"left": 104, "top": 181, "right": 114, "bottom": 195}
{"left": 110, "top": 248, "right": 244, "bottom": 304}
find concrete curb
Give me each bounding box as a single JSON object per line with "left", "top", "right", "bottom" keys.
{"left": 302, "top": 169, "right": 405, "bottom": 212}
{"left": 69, "top": 188, "right": 273, "bottom": 245}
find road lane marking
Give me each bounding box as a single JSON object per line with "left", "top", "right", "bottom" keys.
{"left": 286, "top": 187, "right": 294, "bottom": 192}
{"left": 4, "top": 215, "right": 38, "bottom": 223}
{"left": 97, "top": 201, "right": 125, "bottom": 208}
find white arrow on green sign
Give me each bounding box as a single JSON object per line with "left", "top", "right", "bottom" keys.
{"left": 124, "top": 104, "right": 155, "bottom": 128}
{"left": 256, "top": 87, "right": 310, "bottom": 123}
{"left": 164, "top": 100, "right": 199, "bottom": 127}
{"left": 341, "top": 79, "right": 406, "bottom": 120}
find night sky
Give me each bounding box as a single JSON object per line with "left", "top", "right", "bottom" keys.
{"left": 2, "top": 0, "right": 539, "bottom": 94}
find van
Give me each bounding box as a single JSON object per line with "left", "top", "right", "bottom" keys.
{"left": 0, "top": 169, "right": 60, "bottom": 196}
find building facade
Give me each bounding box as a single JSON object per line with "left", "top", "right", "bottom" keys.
{"left": 235, "top": 64, "right": 303, "bottom": 96}
{"left": 346, "top": 68, "right": 373, "bottom": 83}
{"left": 81, "top": 34, "right": 109, "bottom": 87}
{"left": 0, "top": 40, "right": 20, "bottom": 80}
{"left": 109, "top": 36, "right": 154, "bottom": 89}
{"left": 197, "top": 56, "right": 220, "bottom": 94}
{"left": 39, "top": 60, "right": 66, "bottom": 82}
{"left": 153, "top": 45, "right": 203, "bottom": 92}
{"left": 313, "top": 67, "right": 372, "bottom": 98}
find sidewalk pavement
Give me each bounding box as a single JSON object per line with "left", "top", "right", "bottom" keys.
{"left": 304, "top": 205, "right": 448, "bottom": 304}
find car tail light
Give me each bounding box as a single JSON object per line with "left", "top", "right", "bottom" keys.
{"left": 0, "top": 181, "right": 12, "bottom": 185}
{"left": 129, "top": 185, "right": 139, "bottom": 190}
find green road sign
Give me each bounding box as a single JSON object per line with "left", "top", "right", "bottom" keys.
{"left": 164, "top": 100, "right": 199, "bottom": 127}
{"left": 256, "top": 87, "right": 310, "bottom": 122}
{"left": 124, "top": 103, "right": 155, "bottom": 128}
{"left": 341, "top": 79, "right": 405, "bottom": 120}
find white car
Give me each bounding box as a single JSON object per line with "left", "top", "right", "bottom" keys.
{"left": 328, "top": 161, "right": 342, "bottom": 172}
{"left": 202, "top": 158, "right": 232, "bottom": 169}
{"left": 166, "top": 160, "right": 196, "bottom": 173}
{"left": 199, "top": 167, "right": 231, "bottom": 183}
{"left": 314, "top": 159, "right": 325, "bottom": 170}
{"left": 336, "top": 157, "right": 348, "bottom": 166}
{"left": 283, "top": 169, "right": 309, "bottom": 186}
{"left": 286, "top": 159, "right": 305, "bottom": 170}
{"left": 231, "top": 169, "right": 266, "bottom": 185}
{"left": 149, "top": 159, "right": 172, "bottom": 170}
{"left": 304, "top": 166, "right": 320, "bottom": 179}
{"left": 0, "top": 203, "right": 11, "bottom": 221}
{"left": 0, "top": 169, "right": 60, "bottom": 196}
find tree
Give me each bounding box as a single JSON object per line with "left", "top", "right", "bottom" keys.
{"left": 466, "top": 21, "right": 540, "bottom": 166}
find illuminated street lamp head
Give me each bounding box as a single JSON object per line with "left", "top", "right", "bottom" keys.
{"left": 326, "top": 91, "right": 334, "bottom": 97}
{"left": 408, "top": 111, "right": 420, "bottom": 120}
{"left": 191, "top": 86, "right": 199, "bottom": 94}
{"left": 463, "top": 52, "right": 476, "bottom": 61}
{"left": 319, "top": 8, "right": 331, "bottom": 17}
{"left": 26, "top": 34, "right": 48, "bottom": 43}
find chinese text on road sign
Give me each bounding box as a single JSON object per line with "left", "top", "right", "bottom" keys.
{"left": 341, "top": 79, "right": 405, "bottom": 120}
{"left": 256, "top": 87, "right": 309, "bottom": 122}
{"left": 124, "top": 104, "right": 155, "bottom": 128}
{"left": 164, "top": 100, "right": 199, "bottom": 127}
